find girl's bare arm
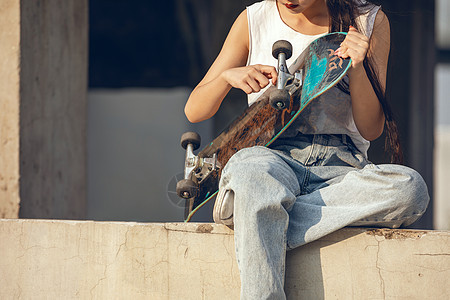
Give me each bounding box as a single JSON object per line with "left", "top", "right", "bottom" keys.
{"left": 337, "top": 10, "right": 390, "bottom": 141}
{"left": 185, "top": 10, "right": 277, "bottom": 123}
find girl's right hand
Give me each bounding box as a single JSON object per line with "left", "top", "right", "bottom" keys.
{"left": 221, "top": 64, "right": 278, "bottom": 94}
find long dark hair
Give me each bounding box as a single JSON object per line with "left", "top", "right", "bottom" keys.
{"left": 327, "top": 0, "right": 403, "bottom": 163}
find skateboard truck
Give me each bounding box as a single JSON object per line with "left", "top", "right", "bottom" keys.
{"left": 177, "top": 41, "right": 303, "bottom": 201}
{"left": 177, "top": 132, "right": 221, "bottom": 199}
{"left": 270, "top": 40, "right": 303, "bottom": 110}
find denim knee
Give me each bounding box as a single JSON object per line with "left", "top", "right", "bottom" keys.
{"left": 220, "top": 146, "right": 300, "bottom": 204}
{"left": 225, "top": 146, "right": 277, "bottom": 170}
{"left": 380, "top": 164, "right": 430, "bottom": 215}
{"left": 222, "top": 147, "right": 271, "bottom": 184}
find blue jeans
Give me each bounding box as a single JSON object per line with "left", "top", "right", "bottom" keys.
{"left": 216, "top": 134, "right": 429, "bottom": 300}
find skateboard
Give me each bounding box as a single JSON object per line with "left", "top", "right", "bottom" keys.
{"left": 177, "top": 32, "right": 351, "bottom": 222}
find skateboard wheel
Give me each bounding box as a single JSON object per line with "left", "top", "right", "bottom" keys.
{"left": 272, "top": 40, "right": 292, "bottom": 60}
{"left": 176, "top": 179, "right": 199, "bottom": 199}
{"left": 269, "top": 89, "right": 290, "bottom": 110}
{"left": 180, "top": 131, "right": 201, "bottom": 150}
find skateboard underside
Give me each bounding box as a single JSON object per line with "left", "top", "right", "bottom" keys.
{"left": 181, "top": 32, "right": 351, "bottom": 221}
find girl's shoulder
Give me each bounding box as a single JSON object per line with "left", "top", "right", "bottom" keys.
{"left": 246, "top": 0, "right": 273, "bottom": 14}
{"left": 354, "top": 0, "right": 382, "bottom": 38}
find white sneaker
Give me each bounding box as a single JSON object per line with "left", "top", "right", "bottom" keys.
{"left": 213, "top": 189, "right": 234, "bottom": 226}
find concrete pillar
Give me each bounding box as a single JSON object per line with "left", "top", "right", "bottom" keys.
{"left": 0, "top": 0, "right": 88, "bottom": 219}
{"left": 0, "top": 0, "right": 21, "bottom": 218}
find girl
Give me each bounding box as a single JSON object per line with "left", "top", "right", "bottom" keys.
{"left": 185, "top": 0, "right": 429, "bottom": 299}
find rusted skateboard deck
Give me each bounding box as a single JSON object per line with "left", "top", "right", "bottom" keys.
{"left": 177, "top": 32, "right": 351, "bottom": 222}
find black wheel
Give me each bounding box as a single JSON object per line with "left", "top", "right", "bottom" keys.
{"left": 272, "top": 40, "right": 292, "bottom": 60}
{"left": 176, "top": 179, "right": 199, "bottom": 199}
{"left": 269, "top": 89, "right": 290, "bottom": 110}
{"left": 180, "top": 131, "right": 201, "bottom": 150}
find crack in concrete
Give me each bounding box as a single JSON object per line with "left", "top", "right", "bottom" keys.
{"left": 163, "top": 223, "right": 233, "bottom": 235}
{"left": 89, "top": 264, "right": 108, "bottom": 298}
{"left": 413, "top": 253, "right": 450, "bottom": 256}
{"left": 221, "top": 236, "right": 236, "bottom": 282}
{"left": 115, "top": 228, "right": 129, "bottom": 259}
{"left": 367, "top": 228, "right": 427, "bottom": 240}
{"left": 89, "top": 227, "right": 130, "bottom": 298}
{"left": 375, "top": 238, "right": 386, "bottom": 299}
{"left": 15, "top": 282, "right": 22, "bottom": 299}
{"left": 64, "top": 255, "right": 84, "bottom": 263}
{"left": 77, "top": 224, "right": 82, "bottom": 260}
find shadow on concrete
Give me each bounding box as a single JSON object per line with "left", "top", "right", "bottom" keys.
{"left": 285, "top": 229, "right": 362, "bottom": 299}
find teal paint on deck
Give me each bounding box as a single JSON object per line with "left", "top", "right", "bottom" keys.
{"left": 301, "top": 54, "right": 328, "bottom": 106}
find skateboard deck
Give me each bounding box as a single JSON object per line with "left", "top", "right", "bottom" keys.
{"left": 178, "top": 32, "right": 351, "bottom": 222}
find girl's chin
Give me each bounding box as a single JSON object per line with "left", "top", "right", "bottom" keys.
{"left": 285, "top": 3, "right": 299, "bottom": 9}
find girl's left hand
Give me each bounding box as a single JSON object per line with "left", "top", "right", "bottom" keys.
{"left": 335, "top": 26, "right": 369, "bottom": 70}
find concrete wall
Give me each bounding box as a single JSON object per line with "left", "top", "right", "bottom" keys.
{"left": 0, "top": 0, "right": 88, "bottom": 219}
{"left": 0, "top": 220, "right": 448, "bottom": 299}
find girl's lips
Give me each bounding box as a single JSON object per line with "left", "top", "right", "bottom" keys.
{"left": 285, "top": 2, "right": 299, "bottom": 9}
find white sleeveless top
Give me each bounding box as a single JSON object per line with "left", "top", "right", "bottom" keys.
{"left": 246, "top": 0, "right": 381, "bottom": 157}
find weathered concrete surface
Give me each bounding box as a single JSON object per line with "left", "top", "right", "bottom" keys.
{"left": 286, "top": 228, "right": 450, "bottom": 299}
{"left": 0, "top": 1, "right": 88, "bottom": 218}
{"left": 0, "top": 220, "right": 238, "bottom": 299}
{"left": 0, "top": 220, "right": 449, "bottom": 299}
{"left": 0, "top": 0, "right": 21, "bottom": 218}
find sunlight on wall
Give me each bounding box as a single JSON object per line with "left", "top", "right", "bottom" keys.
{"left": 434, "top": 0, "right": 450, "bottom": 229}
{"left": 434, "top": 65, "right": 450, "bottom": 230}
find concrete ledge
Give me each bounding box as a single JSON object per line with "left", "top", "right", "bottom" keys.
{"left": 0, "top": 220, "right": 449, "bottom": 299}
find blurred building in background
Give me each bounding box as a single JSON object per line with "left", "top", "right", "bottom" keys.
{"left": 88, "top": 0, "right": 448, "bottom": 229}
